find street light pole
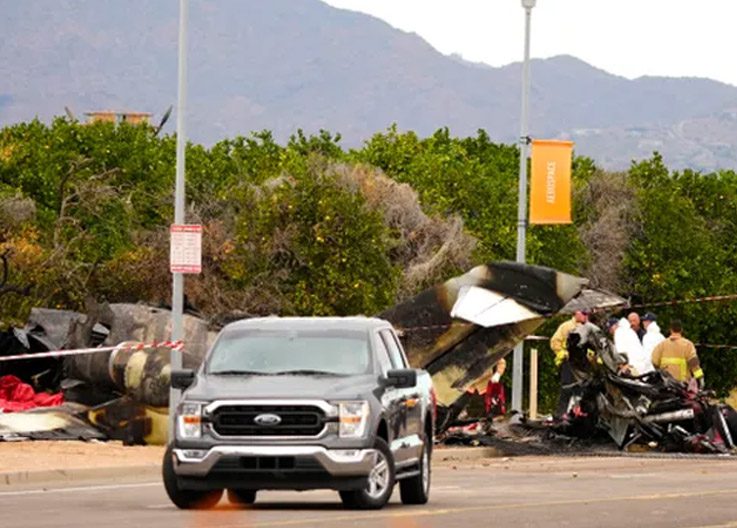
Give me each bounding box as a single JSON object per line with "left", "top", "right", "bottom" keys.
{"left": 169, "top": 0, "right": 189, "bottom": 435}
{"left": 512, "top": 0, "right": 536, "bottom": 414}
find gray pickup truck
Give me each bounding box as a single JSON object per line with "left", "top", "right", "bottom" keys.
{"left": 164, "top": 316, "right": 435, "bottom": 510}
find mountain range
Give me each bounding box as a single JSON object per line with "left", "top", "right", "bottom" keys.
{"left": 2, "top": 0, "right": 736, "bottom": 171}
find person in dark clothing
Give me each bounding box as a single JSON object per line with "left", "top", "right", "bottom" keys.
{"left": 550, "top": 310, "right": 589, "bottom": 418}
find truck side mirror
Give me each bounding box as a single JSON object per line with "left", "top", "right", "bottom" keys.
{"left": 381, "top": 369, "right": 417, "bottom": 389}
{"left": 171, "top": 369, "right": 196, "bottom": 390}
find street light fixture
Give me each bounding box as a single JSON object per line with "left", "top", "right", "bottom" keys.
{"left": 511, "top": 0, "right": 536, "bottom": 413}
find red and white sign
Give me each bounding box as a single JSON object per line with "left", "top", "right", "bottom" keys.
{"left": 170, "top": 224, "right": 202, "bottom": 274}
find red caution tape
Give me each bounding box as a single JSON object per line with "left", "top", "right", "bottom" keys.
{"left": 631, "top": 293, "right": 737, "bottom": 309}
{"left": 0, "top": 340, "right": 184, "bottom": 363}
{"left": 695, "top": 343, "right": 737, "bottom": 351}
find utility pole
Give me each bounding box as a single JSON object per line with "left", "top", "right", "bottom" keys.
{"left": 169, "top": 0, "right": 189, "bottom": 435}
{"left": 512, "top": 0, "right": 536, "bottom": 414}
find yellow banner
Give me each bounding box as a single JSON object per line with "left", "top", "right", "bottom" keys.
{"left": 529, "top": 139, "right": 574, "bottom": 225}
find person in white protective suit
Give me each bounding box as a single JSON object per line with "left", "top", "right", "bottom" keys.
{"left": 606, "top": 317, "right": 653, "bottom": 375}
{"left": 641, "top": 312, "right": 666, "bottom": 360}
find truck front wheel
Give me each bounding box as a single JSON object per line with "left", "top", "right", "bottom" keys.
{"left": 162, "top": 447, "right": 223, "bottom": 510}
{"left": 340, "top": 437, "right": 395, "bottom": 509}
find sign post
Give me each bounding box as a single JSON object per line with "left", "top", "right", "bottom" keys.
{"left": 169, "top": 0, "right": 189, "bottom": 439}
{"left": 512, "top": 0, "right": 537, "bottom": 414}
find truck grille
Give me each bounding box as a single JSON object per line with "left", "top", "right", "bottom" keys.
{"left": 211, "top": 404, "right": 326, "bottom": 437}
{"left": 211, "top": 456, "right": 325, "bottom": 473}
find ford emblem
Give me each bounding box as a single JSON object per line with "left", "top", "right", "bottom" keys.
{"left": 254, "top": 413, "right": 282, "bottom": 426}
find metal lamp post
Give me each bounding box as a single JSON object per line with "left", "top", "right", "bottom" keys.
{"left": 169, "top": 0, "right": 189, "bottom": 435}
{"left": 511, "top": 0, "right": 536, "bottom": 414}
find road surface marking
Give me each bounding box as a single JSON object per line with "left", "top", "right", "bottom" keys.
{"left": 608, "top": 473, "right": 662, "bottom": 479}
{"left": 210, "top": 487, "right": 737, "bottom": 528}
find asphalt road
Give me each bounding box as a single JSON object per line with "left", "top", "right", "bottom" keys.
{"left": 3, "top": 456, "right": 737, "bottom": 528}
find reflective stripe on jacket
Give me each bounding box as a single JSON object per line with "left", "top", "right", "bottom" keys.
{"left": 651, "top": 335, "right": 702, "bottom": 382}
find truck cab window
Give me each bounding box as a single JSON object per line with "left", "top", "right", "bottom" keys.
{"left": 380, "top": 330, "right": 406, "bottom": 369}
{"left": 374, "top": 333, "right": 394, "bottom": 374}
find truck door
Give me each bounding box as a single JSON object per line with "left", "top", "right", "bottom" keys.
{"left": 379, "top": 329, "right": 423, "bottom": 466}
{"left": 373, "top": 331, "right": 409, "bottom": 464}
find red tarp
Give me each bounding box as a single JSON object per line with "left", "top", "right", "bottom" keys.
{"left": 0, "top": 375, "right": 64, "bottom": 412}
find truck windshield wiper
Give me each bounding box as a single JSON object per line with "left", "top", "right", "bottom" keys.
{"left": 208, "top": 369, "right": 270, "bottom": 376}
{"left": 272, "top": 369, "right": 341, "bottom": 376}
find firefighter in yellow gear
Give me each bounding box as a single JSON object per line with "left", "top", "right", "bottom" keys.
{"left": 651, "top": 319, "right": 704, "bottom": 388}
{"left": 550, "top": 310, "right": 589, "bottom": 417}
{"left": 551, "top": 318, "right": 576, "bottom": 366}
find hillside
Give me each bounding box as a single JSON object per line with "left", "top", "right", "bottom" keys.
{"left": 1, "top": 0, "right": 736, "bottom": 170}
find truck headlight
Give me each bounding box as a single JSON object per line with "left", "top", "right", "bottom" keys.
{"left": 177, "top": 402, "right": 203, "bottom": 439}
{"left": 338, "top": 401, "right": 369, "bottom": 438}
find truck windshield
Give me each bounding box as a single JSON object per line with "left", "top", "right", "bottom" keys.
{"left": 207, "top": 328, "right": 371, "bottom": 376}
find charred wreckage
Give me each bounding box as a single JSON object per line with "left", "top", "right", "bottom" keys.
{"left": 1, "top": 261, "right": 735, "bottom": 455}
{"left": 552, "top": 322, "right": 737, "bottom": 454}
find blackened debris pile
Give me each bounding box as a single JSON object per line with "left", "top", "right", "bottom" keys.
{"left": 439, "top": 323, "right": 737, "bottom": 455}
{"left": 0, "top": 302, "right": 216, "bottom": 444}
{"left": 553, "top": 322, "right": 737, "bottom": 453}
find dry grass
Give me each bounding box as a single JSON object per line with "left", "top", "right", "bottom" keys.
{"left": 0, "top": 195, "right": 36, "bottom": 229}
{"left": 577, "top": 170, "right": 639, "bottom": 292}
{"left": 331, "top": 163, "right": 476, "bottom": 298}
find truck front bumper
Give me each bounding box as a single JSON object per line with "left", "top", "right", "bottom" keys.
{"left": 173, "top": 445, "right": 377, "bottom": 478}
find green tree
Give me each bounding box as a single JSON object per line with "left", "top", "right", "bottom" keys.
{"left": 223, "top": 157, "right": 399, "bottom": 316}
{"left": 625, "top": 155, "right": 737, "bottom": 395}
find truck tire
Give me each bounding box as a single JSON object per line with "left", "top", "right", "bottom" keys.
{"left": 227, "top": 489, "right": 257, "bottom": 506}
{"left": 340, "top": 437, "right": 395, "bottom": 510}
{"left": 162, "top": 447, "right": 222, "bottom": 510}
{"left": 399, "top": 436, "right": 431, "bottom": 504}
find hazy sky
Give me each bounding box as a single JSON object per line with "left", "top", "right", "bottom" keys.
{"left": 323, "top": 0, "right": 737, "bottom": 87}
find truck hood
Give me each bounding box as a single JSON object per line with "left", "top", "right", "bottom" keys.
{"left": 184, "top": 373, "right": 380, "bottom": 402}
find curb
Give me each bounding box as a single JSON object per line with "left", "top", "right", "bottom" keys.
{"left": 0, "top": 464, "right": 161, "bottom": 488}
{"left": 0, "top": 449, "right": 502, "bottom": 488}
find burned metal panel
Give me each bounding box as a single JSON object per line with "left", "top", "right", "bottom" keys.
{"left": 27, "top": 307, "right": 108, "bottom": 350}
{"left": 382, "top": 262, "right": 586, "bottom": 365}
{"left": 66, "top": 343, "right": 198, "bottom": 408}
{"left": 427, "top": 318, "right": 543, "bottom": 406}
{"left": 109, "top": 346, "right": 172, "bottom": 407}
{"left": 469, "top": 261, "right": 586, "bottom": 314}
{"left": 0, "top": 403, "right": 106, "bottom": 441}
{"left": 559, "top": 288, "right": 628, "bottom": 315}
{"left": 63, "top": 303, "right": 215, "bottom": 408}
{"left": 105, "top": 303, "right": 216, "bottom": 362}
{"left": 381, "top": 261, "right": 588, "bottom": 432}
{"left": 88, "top": 397, "right": 168, "bottom": 446}
{"left": 63, "top": 302, "right": 216, "bottom": 388}
{"left": 0, "top": 328, "right": 62, "bottom": 389}
{"left": 382, "top": 262, "right": 587, "bottom": 404}
{"left": 379, "top": 285, "right": 476, "bottom": 370}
